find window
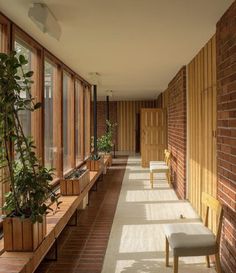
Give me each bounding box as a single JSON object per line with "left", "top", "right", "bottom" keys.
{"left": 0, "top": 24, "right": 2, "bottom": 49}
{"left": 44, "top": 60, "right": 55, "bottom": 170}
{"left": 0, "top": 16, "right": 92, "bottom": 220}
{"left": 84, "top": 86, "right": 91, "bottom": 158}
{"left": 63, "top": 72, "right": 72, "bottom": 172}
{"left": 15, "top": 40, "right": 33, "bottom": 137}
{"left": 0, "top": 17, "right": 10, "bottom": 217}
{"left": 75, "top": 80, "right": 82, "bottom": 164}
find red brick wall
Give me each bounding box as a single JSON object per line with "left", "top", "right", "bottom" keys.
{"left": 92, "top": 101, "right": 118, "bottom": 146}
{"left": 167, "top": 67, "right": 187, "bottom": 199}
{"left": 216, "top": 2, "right": 236, "bottom": 273}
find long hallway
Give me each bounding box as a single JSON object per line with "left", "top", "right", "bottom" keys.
{"left": 27, "top": 156, "right": 219, "bottom": 273}
{"left": 102, "top": 157, "right": 216, "bottom": 273}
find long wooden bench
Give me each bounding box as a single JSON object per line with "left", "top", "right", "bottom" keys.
{"left": 0, "top": 161, "right": 111, "bottom": 273}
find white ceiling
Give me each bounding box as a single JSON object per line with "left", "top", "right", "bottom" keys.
{"left": 0, "top": 0, "right": 233, "bottom": 100}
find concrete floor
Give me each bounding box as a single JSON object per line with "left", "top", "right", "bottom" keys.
{"left": 102, "top": 157, "right": 217, "bottom": 273}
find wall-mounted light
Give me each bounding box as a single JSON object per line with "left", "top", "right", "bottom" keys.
{"left": 28, "top": 3, "right": 61, "bottom": 40}
{"left": 106, "top": 90, "right": 113, "bottom": 97}
{"left": 88, "top": 72, "right": 101, "bottom": 85}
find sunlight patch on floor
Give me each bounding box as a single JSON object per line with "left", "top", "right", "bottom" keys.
{"left": 102, "top": 156, "right": 217, "bottom": 273}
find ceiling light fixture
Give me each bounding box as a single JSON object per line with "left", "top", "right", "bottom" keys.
{"left": 28, "top": 3, "right": 61, "bottom": 40}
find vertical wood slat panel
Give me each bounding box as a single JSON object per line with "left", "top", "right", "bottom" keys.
{"left": 117, "top": 101, "right": 155, "bottom": 152}
{"left": 187, "top": 35, "right": 217, "bottom": 232}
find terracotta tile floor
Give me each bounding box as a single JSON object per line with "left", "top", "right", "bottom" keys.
{"left": 35, "top": 156, "right": 127, "bottom": 273}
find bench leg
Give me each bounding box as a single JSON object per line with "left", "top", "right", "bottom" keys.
{"left": 98, "top": 173, "right": 103, "bottom": 182}
{"left": 91, "top": 181, "right": 98, "bottom": 191}
{"left": 165, "top": 237, "right": 169, "bottom": 267}
{"left": 68, "top": 210, "right": 78, "bottom": 226}
{"left": 45, "top": 239, "right": 58, "bottom": 261}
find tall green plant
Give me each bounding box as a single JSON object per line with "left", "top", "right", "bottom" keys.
{"left": 0, "top": 51, "right": 60, "bottom": 223}
{"left": 97, "top": 120, "right": 117, "bottom": 153}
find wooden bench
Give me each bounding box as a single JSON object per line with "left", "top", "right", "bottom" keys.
{"left": 0, "top": 166, "right": 106, "bottom": 273}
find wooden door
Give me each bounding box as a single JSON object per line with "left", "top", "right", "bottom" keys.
{"left": 141, "top": 108, "right": 167, "bottom": 167}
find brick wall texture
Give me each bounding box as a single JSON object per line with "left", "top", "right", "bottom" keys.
{"left": 91, "top": 101, "right": 118, "bottom": 146}
{"left": 167, "top": 66, "right": 187, "bottom": 199}
{"left": 216, "top": 2, "right": 236, "bottom": 273}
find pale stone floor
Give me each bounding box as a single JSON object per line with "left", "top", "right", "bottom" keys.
{"left": 102, "top": 157, "right": 217, "bottom": 273}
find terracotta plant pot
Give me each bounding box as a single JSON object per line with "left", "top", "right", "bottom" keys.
{"left": 60, "top": 169, "right": 90, "bottom": 196}
{"left": 3, "top": 215, "right": 46, "bottom": 252}
{"left": 104, "top": 154, "right": 112, "bottom": 167}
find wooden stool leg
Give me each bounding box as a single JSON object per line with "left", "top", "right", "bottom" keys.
{"left": 215, "top": 253, "right": 222, "bottom": 273}
{"left": 206, "top": 255, "right": 210, "bottom": 268}
{"left": 165, "top": 171, "right": 168, "bottom": 183}
{"left": 173, "top": 256, "right": 178, "bottom": 273}
{"left": 166, "top": 170, "right": 171, "bottom": 185}
{"left": 150, "top": 172, "right": 153, "bottom": 189}
{"left": 165, "top": 237, "right": 169, "bottom": 267}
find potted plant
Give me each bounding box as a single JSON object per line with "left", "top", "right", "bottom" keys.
{"left": 97, "top": 120, "right": 116, "bottom": 168}
{"left": 60, "top": 168, "right": 90, "bottom": 196}
{"left": 86, "top": 152, "right": 103, "bottom": 172}
{"left": 0, "top": 51, "right": 60, "bottom": 251}
{"left": 97, "top": 120, "right": 117, "bottom": 155}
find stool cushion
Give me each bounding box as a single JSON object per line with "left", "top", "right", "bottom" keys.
{"left": 150, "top": 164, "right": 169, "bottom": 172}
{"left": 150, "top": 160, "right": 166, "bottom": 165}
{"left": 163, "top": 223, "right": 217, "bottom": 257}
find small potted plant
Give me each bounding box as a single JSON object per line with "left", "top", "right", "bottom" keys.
{"left": 97, "top": 120, "right": 117, "bottom": 167}
{"left": 60, "top": 168, "right": 90, "bottom": 196}
{"left": 86, "top": 152, "right": 103, "bottom": 172}
{"left": 0, "top": 51, "right": 60, "bottom": 251}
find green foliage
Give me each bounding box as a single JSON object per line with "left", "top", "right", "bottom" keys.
{"left": 0, "top": 51, "right": 61, "bottom": 223}
{"left": 97, "top": 120, "right": 117, "bottom": 153}
{"left": 89, "top": 153, "right": 100, "bottom": 161}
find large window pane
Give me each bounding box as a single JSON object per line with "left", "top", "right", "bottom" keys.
{"left": 84, "top": 87, "right": 91, "bottom": 157}
{"left": 75, "top": 80, "right": 82, "bottom": 163}
{"left": 63, "top": 72, "right": 70, "bottom": 172}
{"left": 14, "top": 40, "right": 32, "bottom": 137}
{"left": 44, "top": 60, "right": 55, "bottom": 170}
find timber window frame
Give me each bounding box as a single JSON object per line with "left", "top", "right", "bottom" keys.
{"left": 0, "top": 12, "right": 92, "bottom": 218}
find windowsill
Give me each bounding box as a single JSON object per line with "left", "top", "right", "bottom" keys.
{"left": 63, "top": 168, "right": 74, "bottom": 177}
{"left": 76, "top": 160, "right": 86, "bottom": 169}
{"left": 50, "top": 177, "right": 60, "bottom": 187}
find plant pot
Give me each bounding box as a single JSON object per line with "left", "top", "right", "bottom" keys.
{"left": 86, "top": 157, "right": 104, "bottom": 171}
{"left": 104, "top": 154, "right": 112, "bottom": 167}
{"left": 3, "top": 215, "right": 46, "bottom": 252}
{"left": 60, "top": 169, "right": 90, "bottom": 196}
